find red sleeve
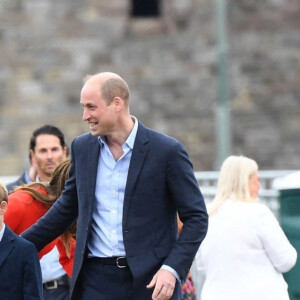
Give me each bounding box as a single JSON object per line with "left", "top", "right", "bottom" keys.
{"left": 56, "top": 237, "right": 76, "bottom": 277}
{"left": 5, "top": 193, "right": 27, "bottom": 232}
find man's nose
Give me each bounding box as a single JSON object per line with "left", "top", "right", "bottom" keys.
{"left": 46, "top": 150, "right": 53, "bottom": 158}
{"left": 82, "top": 109, "right": 90, "bottom": 121}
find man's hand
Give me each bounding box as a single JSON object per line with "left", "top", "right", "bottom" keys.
{"left": 146, "top": 269, "right": 176, "bottom": 300}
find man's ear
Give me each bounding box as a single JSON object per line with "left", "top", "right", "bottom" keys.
{"left": 0, "top": 201, "right": 7, "bottom": 215}
{"left": 113, "top": 97, "right": 122, "bottom": 112}
{"left": 30, "top": 150, "right": 36, "bottom": 163}
{"left": 63, "top": 146, "right": 68, "bottom": 158}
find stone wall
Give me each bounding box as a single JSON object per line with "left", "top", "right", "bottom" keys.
{"left": 0, "top": 0, "right": 299, "bottom": 175}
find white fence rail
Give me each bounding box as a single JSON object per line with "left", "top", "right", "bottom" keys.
{"left": 1, "top": 170, "right": 296, "bottom": 217}
{"left": 0, "top": 176, "right": 18, "bottom": 185}
{"left": 0, "top": 170, "right": 295, "bottom": 216}
{"left": 195, "top": 170, "right": 295, "bottom": 217}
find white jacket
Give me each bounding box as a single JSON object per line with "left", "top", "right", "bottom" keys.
{"left": 196, "top": 200, "right": 297, "bottom": 300}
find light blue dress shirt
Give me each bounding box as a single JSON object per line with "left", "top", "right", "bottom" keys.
{"left": 88, "top": 117, "right": 138, "bottom": 257}
{"left": 87, "top": 117, "right": 179, "bottom": 280}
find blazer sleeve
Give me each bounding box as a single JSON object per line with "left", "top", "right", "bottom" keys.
{"left": 37, "top": 239, "right": 57, "bottom": 260}
{"left": 256, "top": 205, "right": 297, "bottom": 273}
{"left": 163, "top": 140, "right": 208, "bottom": 280}
{"left": 22, "top": 241, "right": 43, "bottom": 300}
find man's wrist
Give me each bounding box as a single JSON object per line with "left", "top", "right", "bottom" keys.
{"left": 161, "top": 265, "right": 180, "bottom": 281}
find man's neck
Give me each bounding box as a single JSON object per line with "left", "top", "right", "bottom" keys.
{"left": 0, "top": 220, "right": 4, "bottom": 232}
{"left": 37, "top": 173, "right": 51, "bottom": 182}
{"left": 106, "top": 115, "right": 135, "bottom": 146}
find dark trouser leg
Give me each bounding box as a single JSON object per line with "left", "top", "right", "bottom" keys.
{"left": 76, "top": 258, "right": 134, "bottom": 300}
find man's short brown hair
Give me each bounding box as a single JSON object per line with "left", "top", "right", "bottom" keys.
{"left": 0, "top": 181, "right": 8, "bottom": 203}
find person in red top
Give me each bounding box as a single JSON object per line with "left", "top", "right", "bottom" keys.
{"left": 5, "top": 159, "right": 75, "bottom": 276}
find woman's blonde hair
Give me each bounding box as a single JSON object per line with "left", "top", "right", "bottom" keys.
{"left": 208, "top": 155, "right": 259, "bottom": 215}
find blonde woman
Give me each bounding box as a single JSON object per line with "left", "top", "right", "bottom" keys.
{"left": 196, "top": 155, "right": 297, "bottom": 300}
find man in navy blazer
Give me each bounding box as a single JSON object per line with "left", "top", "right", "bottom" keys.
{"left": 0, "top": 181, "right": 43, "bottom": 300}
{"left": 23, "top": 72, "right": 208, "bottom": 300}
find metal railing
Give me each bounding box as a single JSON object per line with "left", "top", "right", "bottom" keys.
{"left": 1, "top": 170, "right": 295, "bottom": 215}
{"left": 195, "top": 170, "right": 295, "bottom": 217}
{"left": 0, "top": 176, "right": 18, "bottom": 185}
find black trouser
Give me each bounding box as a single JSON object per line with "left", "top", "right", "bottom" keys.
{"left": 75, "top": 257, "right": 181, "bottom": 300}
{"left": 76, "top": 258, "right": 134, "bottom": 300}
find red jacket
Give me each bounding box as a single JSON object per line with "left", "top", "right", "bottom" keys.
{"left": 5, "top": 188, "right": 74, "bottom": 276}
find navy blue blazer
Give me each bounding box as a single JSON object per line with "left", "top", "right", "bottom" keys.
{"left": 0, "top": 225, "right": 43, "bottom": 300}
{"left": 23, "top": 121, "right": 208, "bottom": 299}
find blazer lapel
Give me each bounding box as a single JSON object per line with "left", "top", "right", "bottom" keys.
{"left": 0, "top": 226, "right": 15, "bottom": 268}
{"left": 86, "top": 136, "right": 100, "bottom": 214}
{"left": 123, "top": 123, "right": 150, "bottom": 223}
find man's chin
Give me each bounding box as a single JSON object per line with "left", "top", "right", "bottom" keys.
{"left": 90, "top": 130, "right": 99, "bottom": 136}
{"left": 45, "top": 170, "right": 54, "bottom": 177}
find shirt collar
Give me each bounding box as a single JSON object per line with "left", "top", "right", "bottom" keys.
{"left": 0, "top": 224, "right": 5, "bottom": 242}
{"left": 98, "top": 116, "right": 138, "bottom": 149}
{"left": 24, "top": 170, "right": 32, "bottom": 183}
